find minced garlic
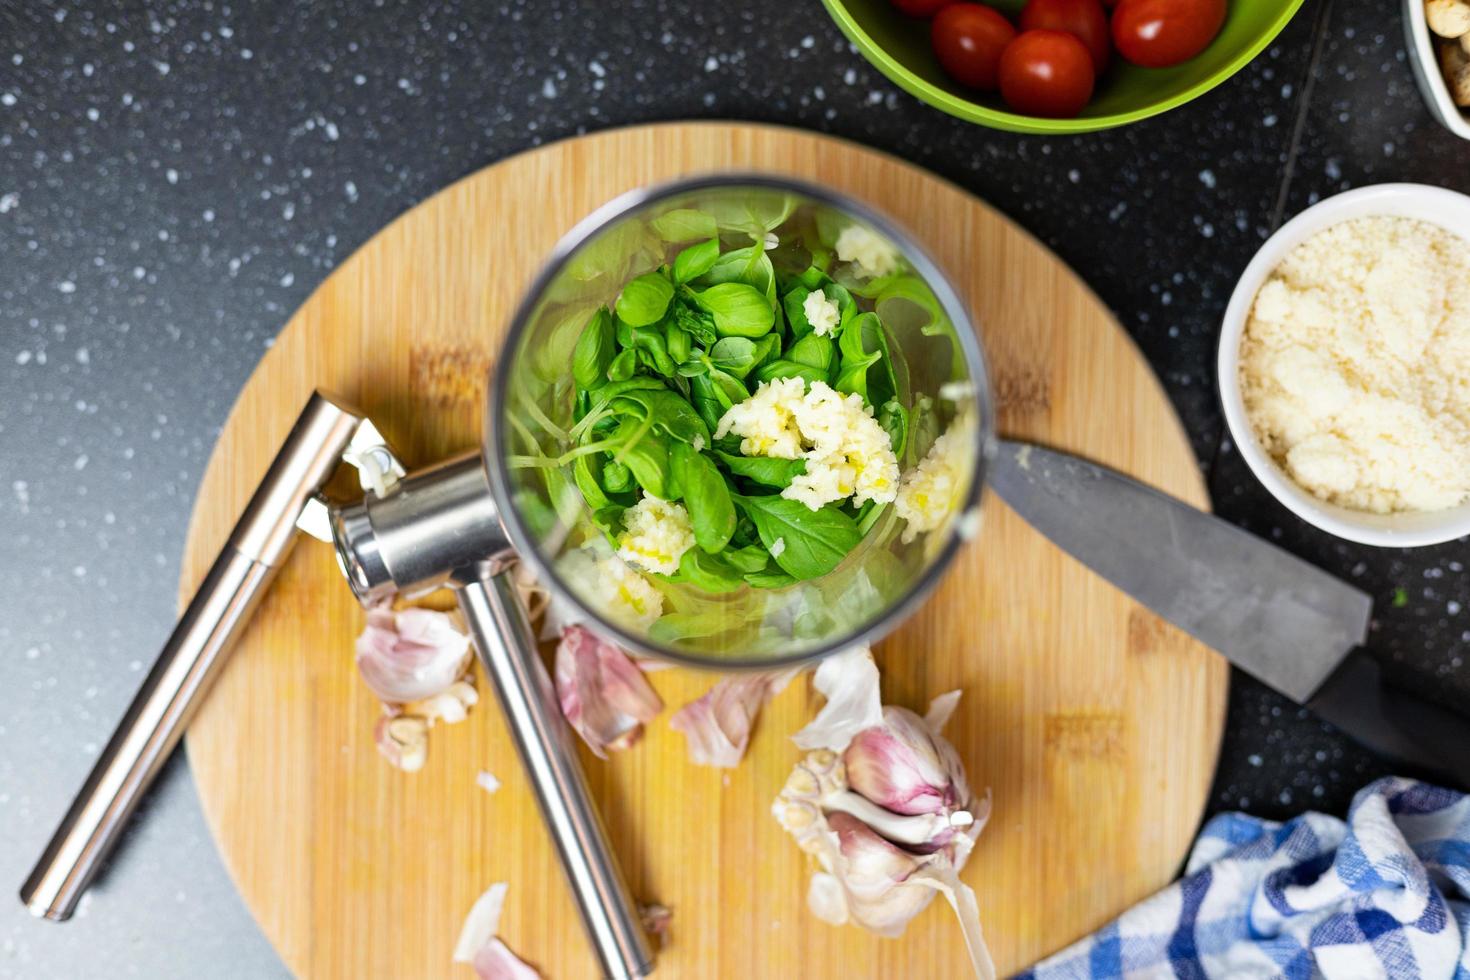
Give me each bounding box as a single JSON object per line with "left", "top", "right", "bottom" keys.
{"left": 804, "top": 289, "right": 841, "bottom": 337}
{"left": 617, "top": 493, "right": 696, "bottom": 575}
{"left": 834, "top": 225, "right": 900, "bottom": 279}
{"left": 717, "top": 380, "right": 900, "bottom": 511}
{"left": 1240, "top": 216, "right": 1470, "bottom": 514}
{"left": 895, "top": 411, "right": 976, "bottom": 542}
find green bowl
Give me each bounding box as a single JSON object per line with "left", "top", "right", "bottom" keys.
{"left": 821, "top": 0, "right": 1304, "bottom": 133}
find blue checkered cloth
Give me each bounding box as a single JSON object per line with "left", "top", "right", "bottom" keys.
{"left": 1018, "top": 778, "right": 1470, "bottom": 979}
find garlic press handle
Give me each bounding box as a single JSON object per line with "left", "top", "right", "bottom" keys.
{"left": 454, "top": 563, "right": 654, "bottom": 980}
{"left": 20, "top": 391, "right": 366, "bottom": 921}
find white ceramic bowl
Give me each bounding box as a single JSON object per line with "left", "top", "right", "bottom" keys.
{"left": 1218, "top": 183, "right": 1470, "bottom": 548}
{"left": 1403, "top": 0, "right": 1470, "bottom": 141}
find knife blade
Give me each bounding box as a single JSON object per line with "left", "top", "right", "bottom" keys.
{"left": 988, "top": 438, "right": 1470, "bottom": 787}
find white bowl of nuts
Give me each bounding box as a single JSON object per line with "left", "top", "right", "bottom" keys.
{"left": 1406, "top": 0, "right": 1470, "bottom": 139}
{"left": 1219, "top": 183, "right": 1470, "bottom": 548}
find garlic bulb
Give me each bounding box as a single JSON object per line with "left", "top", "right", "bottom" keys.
{"left": 355, "top": 603, "right": 473, "bottom": 704}
{"left": 774, "top": 647, "right": 994, "bottom": 980}
{"left": 669, "top": 669, "right": 797, "bottom": 767}
{"left": 554, "top": 624, "right": 663, "bottom": 757}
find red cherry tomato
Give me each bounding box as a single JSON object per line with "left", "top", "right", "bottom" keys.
{"left": 998, "top": 29, "right": 1095, "bottom": 117}
{"left": 1111, "top": 0, "right": 1227, "bottom": 68}
{"left": 931, "top": 4, "right": 1018, "bottom": 90}
{"left": 889, "top": 0, "right": 953, "bottom": 17}
{"left": 1019, "top": 0, "right": 1111, "bottom": 73}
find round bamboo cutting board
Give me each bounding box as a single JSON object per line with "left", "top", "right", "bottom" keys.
{"left": 181, "top": 122, "right": 1227, "bottom": 979}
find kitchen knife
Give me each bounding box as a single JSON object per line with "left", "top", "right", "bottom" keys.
{"left": 988, "top": 438, "right": 1470, "bottom": 789}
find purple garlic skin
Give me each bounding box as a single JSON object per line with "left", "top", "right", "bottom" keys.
{"left": 844, "top": 705, "right": 970, "bottom": 817}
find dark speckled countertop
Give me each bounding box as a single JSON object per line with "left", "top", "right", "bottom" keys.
{"left": 1, "top": 0, "right": 1466, "bottom": 976}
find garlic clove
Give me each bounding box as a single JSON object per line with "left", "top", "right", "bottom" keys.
{"left": 806, "top": 872, "right": 849, "bottom": 926}
{"left": 554, "top": 625, "right": 663, "bottom": 758}
{"left": 355, "top": 602, "right": 473, "bottom": 704}
{"left": 792, "top": 646, "right": 884, "bottom": 751}
{"left": 844, "top": 706, "right": 965, "bottom": 816}
{"left": 823, "top": 790, "right": 972, "bottom": 851}
{"left": 374, "top": 714, "right": 429, "bottom": 772}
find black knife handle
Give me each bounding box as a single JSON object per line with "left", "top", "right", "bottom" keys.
{"left": 1306, "top": 650, "right": 1470, "bottom": 791}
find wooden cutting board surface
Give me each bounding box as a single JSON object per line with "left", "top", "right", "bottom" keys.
{"left": 181, "top": 122, "right": 1227, "bottom": 980}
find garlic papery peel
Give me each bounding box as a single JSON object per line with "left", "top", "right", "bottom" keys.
{"left": 355, "top": 603, "right": 473, "bottom": 704}
{"left": 669, "top": 669, "right": 797, "bottom": 767}
{"left": 454, "top": 883, "right": 509, "bottom": 963}
{"left": 791, "top": 646, "right": 883, "bottom": 751}
{"left": 844, "top": 705, "right": 968, "bottom": 817}
{"left": 472, "top": 940, "right": 540, "bottom": 980}
{"left": 554, "top": 624, "right": 663, "bottom": 758}
{"left": 453, "top": 882, "right": 542, "bottom": 980}
{"left": 476, "top": 770, "right": 500, "bottom": 794}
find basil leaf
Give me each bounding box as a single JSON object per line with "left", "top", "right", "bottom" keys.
{"left": 573, "top": 454, "right": 614, "bottom": 511}
{"left": 676, "top": 358, "right": 709, "bottom": 378}
{"left": 672, "top": 298, "right": 718, "bottom": 347}
{"left": 865, "top": 317, "right": 899, "bottom": 410}
{"left": 722, "top": 543, "right": 771, "bottom": 573}
{"left": 610, "top": 388, "right": 712, "bottom": 446}
{"left": 715, "top": 451, "right": 806, "bottom": 489}
{"left": 735, "top": 495, "right": 862, "bottom": 580}
{"left": 754, "top": 360, "right": 827, "bottom": 386}
{"left": 908, "top": 394, "right": 939, "bottom": 465}
{"left": 783, "top": 285, "right": 814, "bottom": 339}
{"left": 671, "top": 444, "right": 736, "bottom": 553}
{"left": 602, "top": 459, "right": 633, "bottom": 493}
{"left": 671, "top": 547, "right": 744, "bottom": 594}
{"left": 571, "top": 307, "right": 615, "bottom": 390}
{"left": 785, "top": 333, "right": 835, "bottom": 372}
{"left": 691, "top": 282, "right": 775, "bottom": 338}
{"left": 877, "top": 399, "right": 909, "bottom": 459}
{"left": 834, "top": 311, "right": 882, "bottom": 403}
{"left": 611, "top": 418, "right": 671, "bottom": 499}
{"left": 705, "top": 365, "right": 750, "bottom": 410}
{"left": 673, "top": 238, "right": 721, "bottom": 284}
{"left": 591, "top": 504, "right": 627, "bottom": 542}
{"left": 616, "top": 273, "right": 674, "bottom": 327}
{"left": 753, "top": 333, "right": 782, "bottom": 370}
{"left": 688, "top": 373, "right": 724, "bottom": 434}
{"left": 744, "top": 568, "right": 797, "bottom": 590}
{"left": 628, "top": 324, "right": 677, "bottom": 376}
{"left": 606, "top": 348, "right": 638, "bottom": 382}
{"left": 651, "top": 208, "right": 718, "bottom": 243}
{"left": 666, "top": 323, "right": 692, "bottom": 364}
{"left": 709, "top": 337, "right": 759, "bottom": 378}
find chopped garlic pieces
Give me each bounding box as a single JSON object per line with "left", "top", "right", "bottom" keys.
{"left": 803, "top": 288, "right": 841, "bottom": 337}
{"left": 895, "top": 411, "right": 976, "bottom": 542}
{"left": 717, "top": 380, "right": 900, "bottom": 512}
{"left": 715, "top": 376, "right": 807, "bottom": 459}
{"left": 835, "top": 224, "right": 900, "bottom": 279}
{"left": 617, "top": 493, "right": 696, "bottom": 575}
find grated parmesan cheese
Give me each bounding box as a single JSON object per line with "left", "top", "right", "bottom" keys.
{"left": 1240, "top": 216, "right": 1470, "bottom": 514}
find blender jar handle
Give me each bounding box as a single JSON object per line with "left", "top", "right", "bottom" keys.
{"left": 453, "top": 562, "right": 654, "bottom": 980}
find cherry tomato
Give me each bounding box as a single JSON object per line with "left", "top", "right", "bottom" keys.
{"left": 998, "top": 29, "right": 1095, "bottom": 117}
{"left": 1111, "top": 0, "right": 1227, "bottom": 68}
{"left": 1019, "top": 0, "right": 1110, "bottom": 73}
{"left": 889, "top": 0, "right": 953, "bottom": 17}
{"left": 931, "top": 4, "right": 1018, "bottom": 90}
